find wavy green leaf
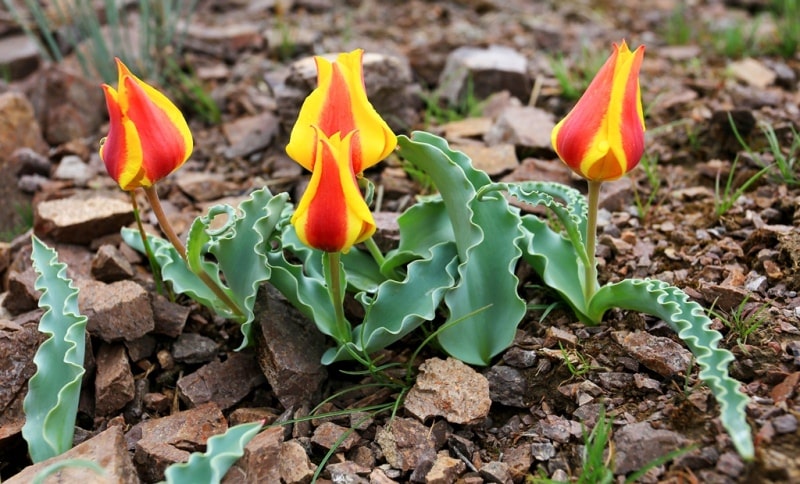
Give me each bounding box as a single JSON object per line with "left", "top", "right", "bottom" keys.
{"left": 588, "top": 279, "right": 753, "bottom": 460}
{"left": 24, "top": 236, "right": 88, "bottom": 462}
{"left": 162, "top": 421, "right": 262, "bottom": 484}
{"left": 322, "top": 241, "right": 460, "bottom": 364}
{"left": 398, "top": 132, "right": 526, "bottom": 365}
{"left": 124, "top": 189, "right": 290, "bottom": 348}
{"left": 383, "top": 198, "right": 453, "bottom": 272}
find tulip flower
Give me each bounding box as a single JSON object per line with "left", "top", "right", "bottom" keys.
{"left": 286, "top": 49, "right": 396, "bottom": 253}
{"left": 291, "top": 128, "right": 378, "bottom": 253}
{"left": 100, "top": 58, "right": 193, "bottom": 191}
{"left": 551, "top": 41, "right": 645, "bottom": 182}
{"left": 286, "top": 49, "right": 395, "bottom": 176}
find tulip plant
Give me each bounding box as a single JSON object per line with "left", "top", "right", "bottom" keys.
{"left": 27, "top": 43, "right": 753, "bottom": 469}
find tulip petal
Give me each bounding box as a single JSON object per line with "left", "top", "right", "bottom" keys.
{"left": 551, "top": 41, "right": 645, "bottom": 182}
{"left": 291, "top": 130, "right": 375, "bottom": 253}
{"left": 286, "top": 49, "right": 396, "bottom": 175}
{"left": 99, "top": 58, "right": 193, "bottom": 190}
{"left": 100, "top": 84, "right": 146, "bottom": 190}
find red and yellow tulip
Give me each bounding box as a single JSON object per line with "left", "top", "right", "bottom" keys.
{"left": 286, "top": 49, "right": 397, "bottom": 252}
{"left": 551, "top": 41, "right": 645, "bottom": 182}
{"left": 100, "top": 58, "right": 193, "bottom": 191}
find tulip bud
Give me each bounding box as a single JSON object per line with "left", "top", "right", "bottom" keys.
{"left": 551, "top": 41, "right": 645, "bottom": 182}
{"left": 100, "top": 58, "right": 193, "bottom": 190}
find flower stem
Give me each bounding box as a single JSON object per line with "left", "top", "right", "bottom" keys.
{"left": 142, "top": 185, "right": 245, "bottom": 319}
{"left": 364, "top": 236, "right": 403, "bottom": 280}
{"left": 584, "top": 180, "right": 601, "bottom": 303}
{"left": 129, "top": 191, "right": 165, "bottom": 297}
{"left": 324, "top": 251, "right": 351, "bottom": 344}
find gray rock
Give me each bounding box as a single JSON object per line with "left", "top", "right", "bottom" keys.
{"left": 613, "top": 331, "right": 693, "bottom": 378}
{"left": 133, "top": 403, "right": 227, "bottom": 482}
{"left": 174, "top": 171, "right": 236, "bottom": 202}
{"left": 535, "top": 415, "right": 582, "bottom": 444}
{"left": 0, "top": 34, "right": 40, "bottom": 80}
{"left": 95, "top": 343, "right": 135, "bottom": 415}
{"left": 438, "top": 45, "right": 531, "bottom": 106}
{"left": 613, "top": 421, "right": 688, "bottom": 475}
{"left": 6, "top": 426, "right": 139, "bottom": 484}
{"left": 484, "top": 106, "right": 555, "bottom": 152}
{"left": 479, "top": 460, "right": 512, "bottom": 484}
{"left": 12, "top": 147, "right": 51, "bottom": 177}
{"left": 78, "top": 279, "right": 154, "bottom": 342}
{"left": 222, "top": 112, "right": 280, "bottom": 159}
{"left": 530, "top": 442, "right": 556, "bottom": 461}
{"left": 772, "top": 413, "right": 798, "bottom": 434}
{"left": 177, "top": 351, "right": 266, "bottom": 410}
{"left": 91, "top": 244, "right": 135, "bottom": 282}
{"left": 53, "top": 154, "right": 96, "bottom": 187}
{"left": 253, "top": 285, "right": 327, "bottom": 410}
{"left": 484, "top": 365, "right": 534, "bottom": 408}
{"left": 502, "top": 346, "right": 538, "bottom": 368}
{"left": 35, "top": 195, "right": 135, "bottom": 245}
{"left": 405, "top": 357, "right": 491, "bottom": 424}
{"left": 172, "top": 332, "right": 219, "bottom": 364}
{"left": 376, "top": 417, "right": 437, "bottom": 472}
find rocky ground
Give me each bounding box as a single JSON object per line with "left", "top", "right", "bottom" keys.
{"left": 0, "top": 0, "right": 799, "bottom": 482}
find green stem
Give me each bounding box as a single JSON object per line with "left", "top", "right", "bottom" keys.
{"left": 584, "top": 180, "right": 601, "bottom": 302}
{"left": 324, "top": 251, "right": 351, "bottom": 344}
{"left": 142, "top": 185, "right": 245, "bottom": 319}
{"left": 363, "top": 236, "right": 403, "bottom": 280}
{"left": 129, "top": 190, "right": 165, "bottom": 297}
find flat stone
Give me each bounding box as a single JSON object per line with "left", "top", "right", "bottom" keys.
{"left": 91, "top": 244, "right": 135, "bottom": 282}
{"left": 174, "top": 171, "right": 236, "bottom": 202}
{"left": 187, "top": 22, "right": 264, "bottom": 52}
{"left": 405, "top": 357, "right": 491, "bottom": 424}
{"left": 133, "top": 403, "right": 227, "bottom": 482}
{"left": 479, "top": 461, "right": 512, "bottom": 484}
{"left": 222, "top": 112, "right": 280, "bottom": 159}
{"left": 375, "top": 417, "right": 437, "bottom": 472}
{"left": 484, "top": 106, "right": 555, "bottom": 151}
{"left": 613, "top": 421, "right": 688, "bottom": 475}
{"left": 222, "top": 425, "right": 284, "bottom": 484}
{"left": 426, "top": 453, "right": 466, "bottom": 484}
{"left": 440, "top": 116, "right": 494, "bottom": 141}
{"left": 35, "top": 195, "right": 135, "bottom": 245}
{"left": 438, "top": 45, "right": 531, "bottom": 105}
{"left": 0, "top": 34, "right": 40, "bottom": 80}
{"left": 452, "top": 143, "right": 518, "bottom": 176}
{"left": 530, "top": 442, "right": 556, "bottom": 461}
{"left": 729, "top": 57, "right": 776, "bottom": 89}
{"left": 535, "top": 415, "right": 582, "bottom": 444}
{"left": 311, "top": 422, "right": 360, "bottom": 451}
{"left": 326, "top": 461, "right": 371, "bottom": 481}
{"left": 177, "top": 350, "right": 266, "bottom": 410}
{"left": 53, "top": 154, "right": 97, "bottom": 187}
{"left": 172, "top": 332, "right": 219, "bottom": 364}
{"left": 614, "top": 331, "right": 693, "bottom": 378}
{"left": 253, "top": 285, "right": 327, "bottom": 409}
{"left": 95, "top": 343, "right": 135, "bottom": 415}
{"left": 78, "top": 279, "right": 154, "bottom": 342}
{"left": 279, "top": 439, "right": 317, "bottom": 484}
{"left": 151, "top": 293, "right": 190, "bottom": 338}
{"left": 264, "top": 25, "right": 320, "bottom": 59}
{"left": 6, "top": 426, "right": 138, "bottom": 483}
